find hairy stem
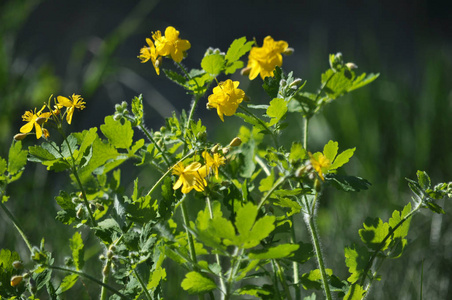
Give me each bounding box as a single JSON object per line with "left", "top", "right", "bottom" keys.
{"left": 100, "top": 260, "right": 111, "bottom": 300}
{"left": 134, "top": 269, "right": 153, "bottom": 300}
{"left": 290, "top": 216, "right": 301, "bottom": 300}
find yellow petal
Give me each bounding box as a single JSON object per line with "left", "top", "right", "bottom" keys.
{"left": 20, "top": 122, "right": 34, "bottom": 134}
{"left": 57, "top": 96, "right": 72, "bottom": 107}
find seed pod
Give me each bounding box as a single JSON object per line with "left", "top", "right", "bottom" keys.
{"left": 314, "top": 178, "right": 322, "bottom": 192}
{"left": 211, "top": 144, "right": 220, "bottom": 153}
{"left": 12, "top": 261, "right": 23, "bottom": 270}
{"left": 241, "top": 67, "right": 251, "bottom": 76}
{"left": 14, "top": 133, "right": 27, "bottom": 141}
{"left": 222, "top": 148, "right": 229, "bottom": 155}
{"left": 283, "top": 47, "right": 294, "bottom": 56}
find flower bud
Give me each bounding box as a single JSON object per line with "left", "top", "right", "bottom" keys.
{"left": 107, "top": 250, "right": 114, "bottom": 259}
{"left": 102, "top": 263, "right": 111, "bottom": 277}
{"left": 289, "top": 78, "right": 302, "bottom": 88}
{"left": 42, "top": 128, "right": 50, "bottom": 139}
{"left": 346, "top": 62, "right": 358, "bottom": 69}
{"left": 14, "top": 133, "right": 27, "bottom": 141}
{"left": 197, "top": 131, "right": 207, "bottom": 142}
{"left": 229, "top": 137, "right": 242, "bottom": 147}
{"left": 12, "top": 261, "right": 23, "bottom": 270}
{"left": 314, "top": 178, "right": 322, "bottom": 192}
{"left": 283, "top": 47, "right": 294, "bottom": 56}
{"left": 10, "top": 275, "right": 23, "bottom": 287}
{"left": 121, "top": 101, "right": 128, "bottom": 109}
{"left": 89, "top": 203, "right": 96, "bottom": 211}
{"left": 76, "top": 207, "right": 83, "bottom": 219}
{"left": 115, "top": 104, "right": 123, "bottom": 112}
{"left": 294, "top": 166, "right": 307, "bottom": 178}
{"left": 113, "top": 113, "right": 121, "bottom": 121}
{"left": 241, "top": 67, "right": 251, "bottom": 76}
{"left": 279, "top": 79, "right": 287, "bottom": 87}
{"left": 222, "top": 148, "right": 229, "bottom": 155}
{"left": 211, "top": 144, "right": 220, "bottom": 153}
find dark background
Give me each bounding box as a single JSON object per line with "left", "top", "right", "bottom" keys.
{"left": 1, "top": 0, "right": 451, "bottom": 299}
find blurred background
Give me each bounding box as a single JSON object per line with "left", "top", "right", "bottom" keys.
{"left": 1, "top": 0, "right": 451, "bottom": 299}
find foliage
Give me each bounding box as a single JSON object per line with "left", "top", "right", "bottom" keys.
{"left": 0, "top": 26, "right": 450, "bottom": 300}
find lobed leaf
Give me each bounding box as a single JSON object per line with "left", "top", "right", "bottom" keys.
{"left": 344, "top": 244, "right": 371, "bottom": 284}
{"left": 201, "top": 54, "right": 225, "bottom": 76}
{"left": 266, "top": 98, "right": 288, "bottom": 126}
{"left": 248, "top": 243, "right": 299, "bottom": 260}
{"left": 69, "top": 232, "right": 84, "bottom": 270}
{"left": 181, "top": 271, "right": 217, "bottom": 294}
{"left": 100, "top": 116, "right": 134, "bottom": 149}
{"left": 358, "top": 217, "right": 391, "bottom": 251}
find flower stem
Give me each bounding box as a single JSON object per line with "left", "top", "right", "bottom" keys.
{"left": 275, "top": 259, "right": 293, "bottom": 300}
{"left": 303, "top": 118, "right": 309, "bottom": 150}
{"left": 100, "top": 260, "right": 111, "bottom": 300}
{"left": 305, "top": 202, "right": 332, "bottom": 300}
{"left": 290, "top": 216, "right": 301, "bottom": 300}
{"left": 139, "top": 123, "right": 171, "bottom": 167}
{"left": 0, "top": 197, "right": 33, "bottom": 253}
{"left": 257, "top": 175, "right": 287, "bottom": 211}
{"left": 134, "top": 269, "right": 153, "bottom": 300}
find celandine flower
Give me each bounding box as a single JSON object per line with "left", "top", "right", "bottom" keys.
{"left": 153, "top": 26, "right": 191, "bottom": 63}
{"left": 246, "top": 36, "right": 289, "bottom": 80}
{"left": 309, "top": 152, "right": 331, "bottom": 181}
{"left": 202, "top": 150, "right": 225, "bottom": 179}
{"left": 20, "top": 105, "right": 51, "bottom": 139}
{"left": 173, "top": 162, "right": 207, "bottom": 194}
{"left": 207, "top": 79, "right": 245, "bottom": 122}
{"left": 57, "top": 94, "right": 85, "bottom": 124}
{"left": 138, "top": 38, "right": 161, "bottom": 75}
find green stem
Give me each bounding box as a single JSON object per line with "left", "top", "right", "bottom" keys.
{"left": 0, "top": 198, "right": 33, "bottom": 253}
{"left": 100, "top": 260, "right": 111, "bottom": 300}
{"left": 275, "top": 260, "right": 293, "bottom": 300}
{"left": 145, "top": 150, "right": 194, "bottom": 197}
{"left": 306, "top": 213, "right": 332, "bottom": 300}
{"left": 224, "top": 248, "right": 243, "bottom": 300}
{"left": 139, "top": 123, "right": 171, "bottom": 167}
{"left": 303, "top": 117, "right": 309, "bottom": 150}
{"left": 290, "top": 216, "right": 301, "bottom": 300}
{"left": 239, "top": 105, "right": 279, "bottom": 148}
{"left": 257, "top": 176, "right": 287, "bottom": 211}
{"left": 206, "top": 197, "right": 226, "bottom": 297}
{"left": 134, "top": 269, "right": 153, "bottom": 300}
{"left": 359, "top": 202, "right": 421, "bottom": 288}
{"left": 48, "top": 265, "right": 129, "bottom": 299}
{"left": 180, "top": 197, "right": 205, "bottom": 300}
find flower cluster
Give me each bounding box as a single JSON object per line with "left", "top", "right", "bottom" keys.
{"left": 15, "top": 94, "right": 85, "bottom": 140}
{"left": 206, "top": 79, "right": 245, "bottom": 122}
{"left": 138, "top": 26, "right": 191, "bottom": 75}
{"left": 245, "top": 36, "right": 291, "bottom": 80}
{"left": 172, "top": 150, "right": 226, "bottom": 194}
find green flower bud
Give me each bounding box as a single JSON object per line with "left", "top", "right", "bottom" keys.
{"left": 12, "top": 261, "right": 23, "bottom": 270}
{"left": 229, "top": 137, "right": 242, "bottom": 147}
{"left": 10, "top": 275, "right": 23, "bottom": 287}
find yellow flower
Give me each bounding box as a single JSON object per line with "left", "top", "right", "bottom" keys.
{"left": 57, "top": 94, "right": 85, "bottom": 124}
{"left": 153, "top": 26, "right": 191, "bottom": 63}
{"left": 207, "top": 79, "right": 245, "bottom": 122}
{"left": 138, "top": 38, "right": 161, "bottom": 75}
{"left": 172, "top": 162, "right": 207, "bottom": 194}
{"left": 202, "top": 150, "right": 225, "bottom": 179}
{"left": 309, "top": 152, "right": 331, "bottom": 181}
{"left": 20, "top": 105, "right": 51, "bottom": 139}
{"left": 246, "top": 36, "right": 289, "bottom": 80}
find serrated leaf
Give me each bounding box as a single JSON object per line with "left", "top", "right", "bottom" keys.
{"left": 100, "top": 116, "right": 134, "bottom": 149}
{"left": 271, "top": 197, "right": 302, "bottom": 216}
{"left": 181, "top": 271, "right": 217, "bottom": 294}
{"left": 69, "top": 232, "right": 84, "bottom": 270}
{"left": 259, "top": 171, "right": 274, "bottom": 192}
{"left": 323, "top": 140, "right": 338, "bottom": 162}
{"left": 132, "top": 95, "right": 144, "bottom": 125}
{"left": 235, "top": 112, "right": 270, "bottom": 135}
{"left": 94, "top": 218, "right": 121, "bottom": 244}
{"left": 163, "top": 69, "right": 187, "bottom": 87}
{"left": 416, "top": 170, "right": 431, "bottom": 190}
{"left": 235, "top": 202, "right": 258, "bottom": 237}
{"left": 7, "top": 141, "right": 28, "bottom": 175}
{"left": 201, "top": 54, "right": 225, "bottom": 76}
{"left": 425, "top": 201, "right": 445, "bottom": 214}
{"left": 57, "top": 274, "right": 78, "bottom": 294}
{"left": 0, "top": 157, "right": 7, "bottom": 175}
{"left": 224, "top": 60, "right": 244, "bottom": 75}
{"left": 148, "top": 266, "right": 166, "bottom": 290}
{"left": 210, "top": 215, "right": 236, "bottom": 242}
{"left": 236, "top": 285, "right": 271, "bottom": 297}
{"left": 225, "top": 37, "right": 254, "bottom": 63}
{"left": 326, "top": 174, "right": 371, "bottom": 192}
{"left": 347, "top": 73, "right": 380, "bottom": 92}
{"left": 262, "top": 66, "right": 283, "bottom": 98}
{"left": 344, "top": 244, "right": 371, "bottom": 284}
{"left": 244, "top": 215, "right": 275, "bottom": 249}
{"left": 249, "top": 243, "right": 299, "bottom": 259}
{"left": 300, "top": 269, "right": 333, "bottom": 290}
{"left": 344, "top": 284, "right": 365, "bottom": 300}
{"left": 388, "top": 203, "right": 412, "bottom": 258}
{"left": 286, "top": 242, "right": 314, "bottom": 264}
{"left": 330, "top": 148, "right": 355, "bottom": 170}
{"left": 266, "top": 98, "right": 287, "bottom": 126}
{"left": 359, "top": 217, "right": 390, "bottom": 251}
{"left": 289, "top": 142, "right": 306, "bottom": 162}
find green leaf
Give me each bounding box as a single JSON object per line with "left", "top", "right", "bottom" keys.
{"left": 100, "top": 116, "right": 134, "bottom": 149}
{"left": 224, "top": 60, "right": 244, "bottom": 75}
{"left": 0, "top": 157, "right": 7, "bottom": 175}
{"left": 181, "top": 271, "right": 217, "bottom": 294}
{"left": 344, "top": 244, "right": 371, "bottom": 283}
{"left": 235, "top": 112, "right": 271, "bottom": 135}
{"left": 300, "top": 269, "right": 333, "bottom": 290}
{"left": 201, "top": 54, "right": 225, "bottom": 76}
{"left": 163, "top": 69, "right": 187, "bottom": 87}
{"left": 249, "top": 243, "right": 299, "bottom": 259}
{"left": 148, "top": 266, "right": 166, "bottom": 290}
{"left": 244, "top": 215, "right": 275, "bottom": 249}
{"left": 347, "top": 73, "right": 380, "bottom": 92}
{"left": 94, "top": 218, "right": 122, "bottom": 244}
{"left": 271, "top": 197, "right": 302, "bottom": 216}
{"left": 69, "top": 232, "right": 84, "bottom": 270}
{"left": 236, "top": 285, "right": 271, "bottom": 297}
{"left": 7, "top": 141, "right": 28, "bottom": 175}
{"left": 344, "top": 284, "right": 365, "bottom": 300}
{"left": 225, "top": 37, "right": 254, "bottom": 63}
{"left": 323, "top": 140, "right": 338, "bottom": 162}
{"left": 286, "top": 242, "right": 314, "bottom": 264}
{"left": 322, "top": 68, "right": 379, "bottom": 100}
{"left": 358, "top": 217, "right": 390, "bottom": 251}
{"left": 326, "top": 174, "right": 371, "bottom": 192}
{"left": 263, "top": 66, "right": 283, "bottom": 99}
{"left": 235, "top": 202, "right": 258, "bottom": 237}
{"left": 330, "top": 148, "right": 356, "bottom": 170}
{"left": 259, "top": 170, "right": 274, "bottom": 192}
{"left": 388, "top": 203, "right": 412, "bottom": 258}
{"left": 289, "top": 142, "right": 306, "bottom": 162}
{"left": 131, "top": 94, "right": 144, "bottom": 125}
{"left": 73, "top": 128, "right": 98, "bottom": 164}
{"left": 266, "top": 98, "right": 288, "bottom": 126}
{"left": 57, "top": 274, "right": 78, "bottom": 294}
